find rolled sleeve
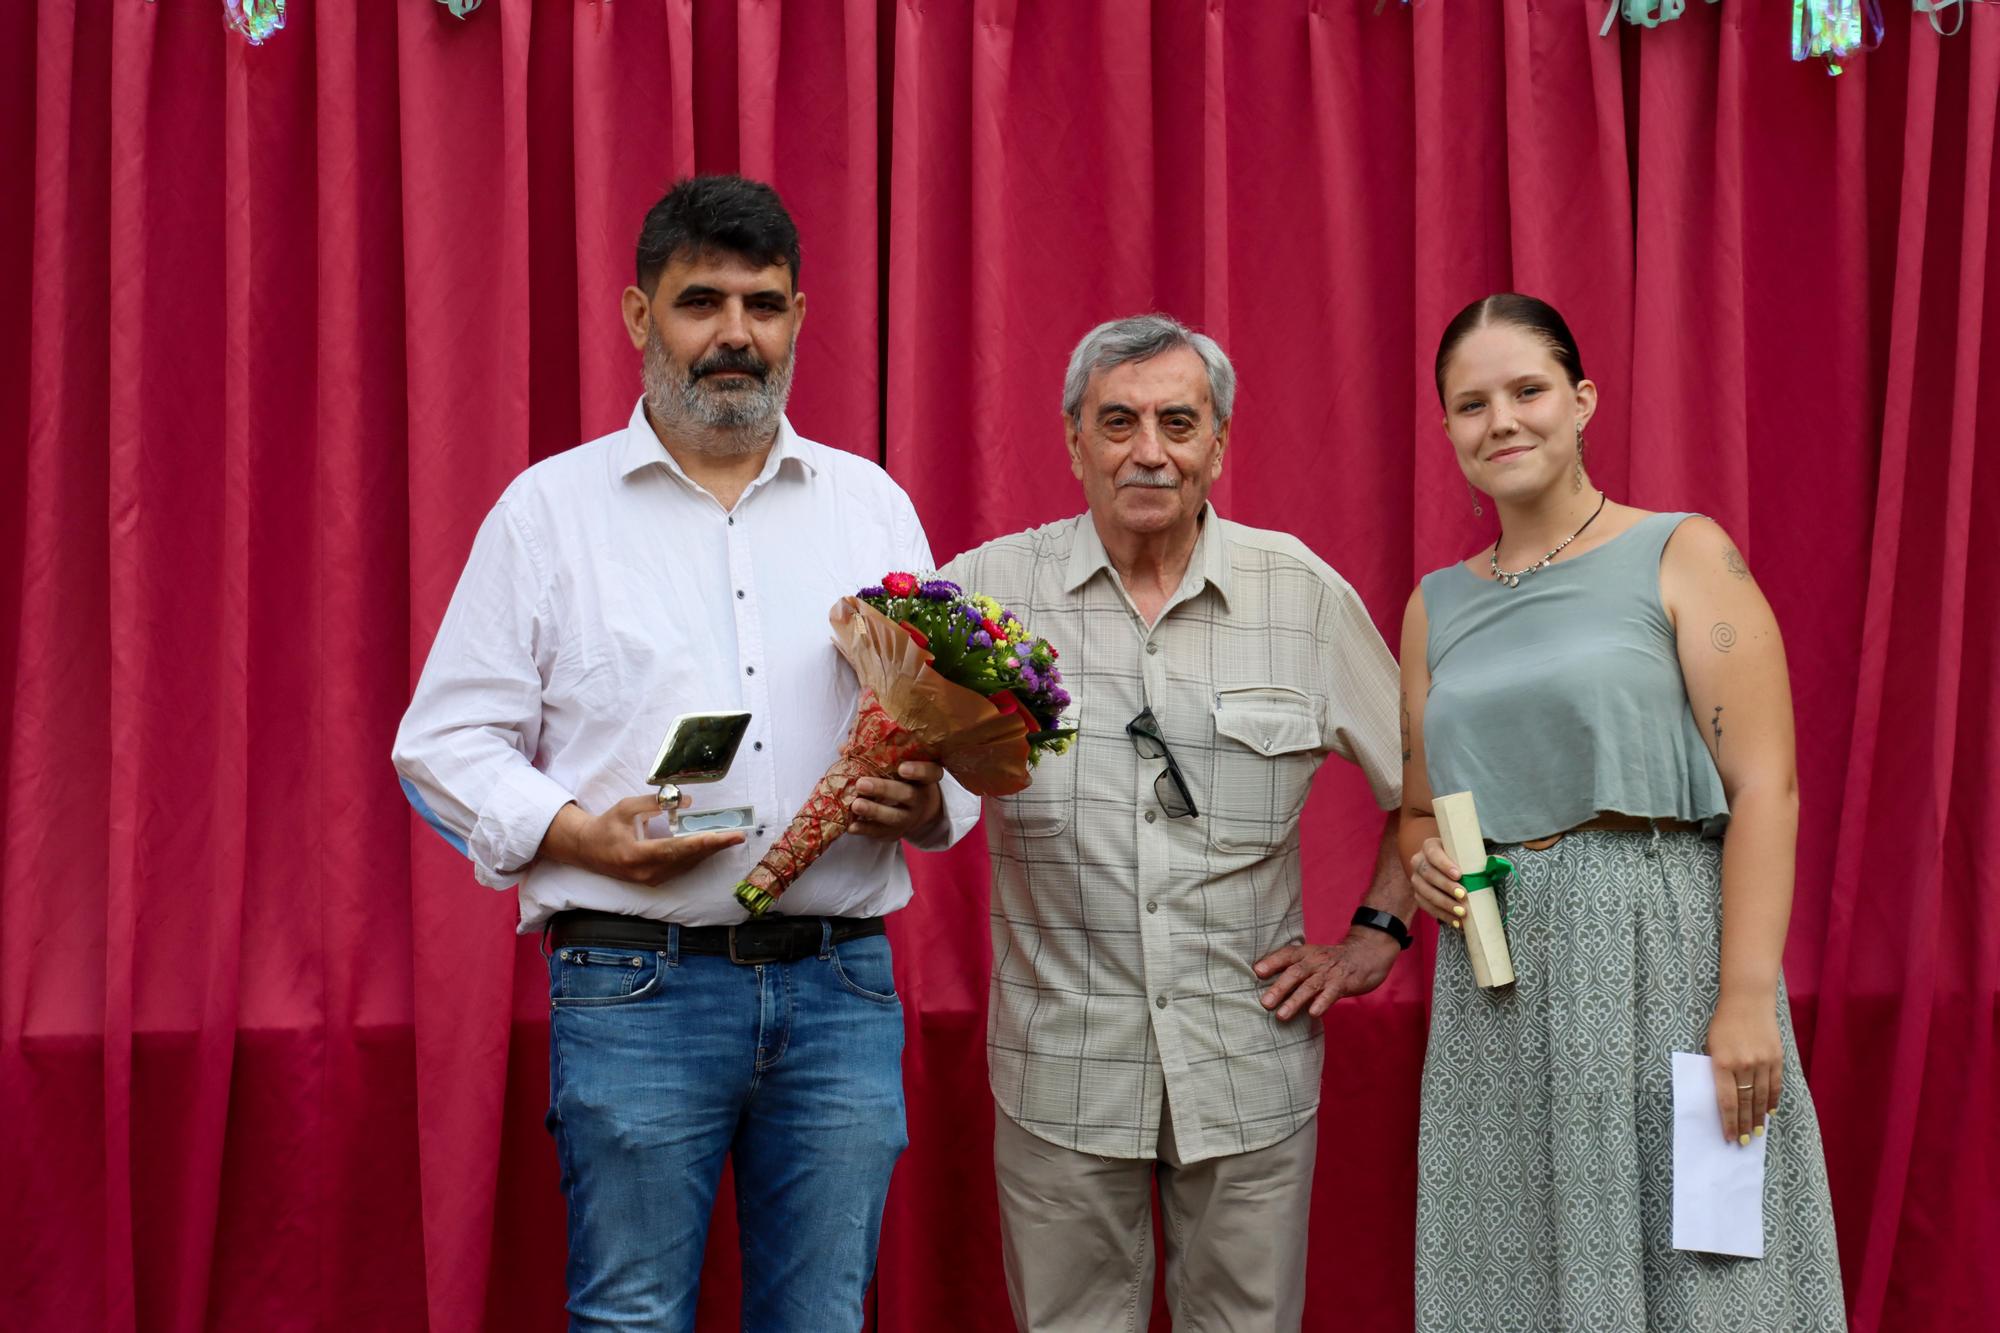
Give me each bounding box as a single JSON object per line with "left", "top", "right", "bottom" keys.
{"left": 393, "top": 497, "right": 576, "bottom": 888}
{"left": 468, "top": 762, "right": 577, "bottom": 888}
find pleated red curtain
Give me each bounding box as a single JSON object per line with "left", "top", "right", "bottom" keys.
{"left": 2, "top": 2, "right": 1993, "bottom": 1331}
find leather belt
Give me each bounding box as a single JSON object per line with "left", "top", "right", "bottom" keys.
{"left": 546, "top": 908, "right": 885, "bottom": 966}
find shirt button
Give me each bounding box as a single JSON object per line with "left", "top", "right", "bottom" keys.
{"left": 1155, "top": 995, "right": 1168, "bottom": 1009}
{"left": 1146, "top": 900, "right": 1158, "bottom": 914}
{"left": 736, "top": 589, "right": 745, "bottom": 599}
{"left": 753, "top": 741, "right": 764, "bottom": 751}
{"left": 727, "top": 516, "right": 735, "bottom": 526}
{"left": 1144, "top": 810, "right": 1157, "bottom": 824}
{"left": 1146, "top": 642, "right": 1159, "bottom": 655}
{"left": 745, "top": 666, "right": 755, "bottom": 676}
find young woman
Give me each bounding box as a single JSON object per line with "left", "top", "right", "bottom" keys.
{"left": 1400, "top": 294, "right": 1845, "bottom": 1331}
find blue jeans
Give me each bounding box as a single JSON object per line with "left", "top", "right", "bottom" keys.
{"left": 544, "top": 924, "right": 909, "bottom": 1332}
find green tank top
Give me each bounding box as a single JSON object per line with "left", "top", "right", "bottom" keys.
{"left": 1419, "top": 511, "right": 1730, "bottom": 844}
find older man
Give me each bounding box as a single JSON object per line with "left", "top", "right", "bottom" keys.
{"left": 394, "top": 176, "right": 977, "bottom": 1331}
{"left": 940, "top": 314, "right": 1411, "bottom": 1332}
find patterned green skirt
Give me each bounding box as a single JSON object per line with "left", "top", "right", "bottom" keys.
{"left": 1417, "top": 829, "right": 1847, "bottom": 1332}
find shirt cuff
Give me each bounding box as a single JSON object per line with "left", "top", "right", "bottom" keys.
{"left": 468, "top": 765, "right": 577, "bottom": 889}
{"left": 908, "top": 771, "right": 981, "bottom": 852}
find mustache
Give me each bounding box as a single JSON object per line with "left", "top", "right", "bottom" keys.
{"left": 692, "top": 348, "right": 769, "bottom": 382}
{"left": 1118, "top": 467, "right": 1181, "bottom": 490}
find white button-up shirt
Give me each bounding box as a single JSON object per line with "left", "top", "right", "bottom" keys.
{"left": 394, "top": 401, "right": 979, "bottom": 931}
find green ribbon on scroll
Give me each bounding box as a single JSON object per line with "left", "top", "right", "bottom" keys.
{"left": 1456, "top": 854, "right": 1515, "bottom": 922}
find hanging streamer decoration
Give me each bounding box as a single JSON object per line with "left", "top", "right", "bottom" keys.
{"left": 222, "top": 0, "right": 285, "bottom": 44}
{"left": 1601, "top": 0, "right": 1719, "bottom": 37}
{"left": 1792, "top": 0, "right": 1885, "bottom": 74}
{"left": 1915, "top": 0, "right": 1968, "bottom": 38}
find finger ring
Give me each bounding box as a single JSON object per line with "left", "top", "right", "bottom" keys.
{"left": 1736, "top": 1083, "right": 1754, "bottom": 1092}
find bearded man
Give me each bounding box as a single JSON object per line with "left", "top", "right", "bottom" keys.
{"left": 393, "top": 175, "right": 977, "bottom": 1332}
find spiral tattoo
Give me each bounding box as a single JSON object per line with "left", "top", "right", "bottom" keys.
{"left": 1710, "top": 622, "right": 1737, "bottom": 653}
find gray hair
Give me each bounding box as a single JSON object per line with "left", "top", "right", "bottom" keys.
{"left": 1061, "top": 314, "right": 1237, "bottom": 427}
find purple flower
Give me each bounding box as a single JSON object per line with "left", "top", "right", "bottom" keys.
{"left": 858, "top": 584, "right": 886, "bottom": 598}
{"left": 919, "top": 579, "right": 961, "bottom": 600}
{"left": 961, "top": 605, "right": 985, "bottom": 625}
{"left": 969, "top": 630, "right": 994, "bottom": 649}
{"left": 1018, "top": 664, "right": 1041, "bottom": 691}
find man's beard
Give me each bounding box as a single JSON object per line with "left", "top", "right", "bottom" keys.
{"left": 642, "top": 324, "right": 797, "bottom": 455}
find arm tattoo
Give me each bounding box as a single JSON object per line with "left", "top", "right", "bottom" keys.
{"left": 1723, "top": 546, "right": 1750, "bottom": 581}
{"left": 1709, "top": 622, "right": 1737, "bottom": 653}
{"left": 1710, "top": 705, "right": 1724, "bottom": 751}
{"left": 1400, "top": 696, "right": 1413, "bottom": 763}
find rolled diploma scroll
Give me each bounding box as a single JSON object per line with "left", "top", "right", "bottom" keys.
{"left": 1432, "top": 791, "right": 1515, "bottom": 989}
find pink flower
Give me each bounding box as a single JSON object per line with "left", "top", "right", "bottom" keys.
{"left": 882, "top": 571, "right": 919, "bottom": 597}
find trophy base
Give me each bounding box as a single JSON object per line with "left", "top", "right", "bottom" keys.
{"left": 675, "top": 804, "right": 756, "bottom": 835}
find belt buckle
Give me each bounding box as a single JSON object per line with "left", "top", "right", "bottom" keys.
{"left": 726, "top": 923, "right": 784, "bottom": 966}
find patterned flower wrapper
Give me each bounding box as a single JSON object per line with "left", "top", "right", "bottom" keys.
{"left": 733, "top": 598, "right": 1036, "bottom": 916}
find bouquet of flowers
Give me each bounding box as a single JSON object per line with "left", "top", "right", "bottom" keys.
{"left": 733, "top": 573, "right": 1076, "bottom": 916}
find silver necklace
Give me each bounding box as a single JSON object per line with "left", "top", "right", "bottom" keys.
{"left": 1490, "top": 492, "right": 1608, "bottom": 588}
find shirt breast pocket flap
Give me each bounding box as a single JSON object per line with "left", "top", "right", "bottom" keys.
{"left": 1208, "top": 685, "right": 1322, "bottom": 854}
{"left": 1211, "top": 686, "right": 1321, "bottom": 758}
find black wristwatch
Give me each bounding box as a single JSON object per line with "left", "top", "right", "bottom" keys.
{"left": 1350, "top": 906, "right": 1413, "bottom": 951}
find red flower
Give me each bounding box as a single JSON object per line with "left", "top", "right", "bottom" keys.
{"left": 900, "top": 622, "right": 931, "bottom": 651}
{"left": 981, "top": 617, "right": 1005, "bottom": 639}
{"left": 987, "top": 690, "right": 1042, "bottom": 733}
{"left": 882, "top": 571, "right": 919, "bottom": 597}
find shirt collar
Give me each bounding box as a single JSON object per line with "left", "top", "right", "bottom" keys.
{"left": 614, "top": 398, "right": 818, "bottom": 484}
{"left": 1063, "top": 503, "right": 1232, "bottom": 607}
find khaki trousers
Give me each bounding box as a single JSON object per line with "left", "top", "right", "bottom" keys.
{"left": 992, "top": 1103, "right": 1317, "bottom": 1332}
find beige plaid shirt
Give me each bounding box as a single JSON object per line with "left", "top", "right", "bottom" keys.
{"left": 941, "top": 508, "right": 1401, "bottom": 1162}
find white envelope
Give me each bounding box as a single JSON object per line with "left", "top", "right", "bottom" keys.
{"left": 1671, "top": 1052, "right": 1766, "bottom": 1258}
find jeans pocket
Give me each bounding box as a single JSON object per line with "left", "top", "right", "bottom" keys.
{"left": 549, "top": 946, "right": 666, "bottom": 1007}
{"left": 829, "top": 935, "right": 899, "bottom": 1004}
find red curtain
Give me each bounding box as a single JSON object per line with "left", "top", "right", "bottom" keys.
{"left": 2, "top": 2, "right": 1993, "bottom": 1330}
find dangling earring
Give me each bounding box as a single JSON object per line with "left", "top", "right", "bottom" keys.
{"left": 1467, "top": 481, "right": 1484, "bottom": 518}
{"left": 1573, "top": 425, "right": 1586, "bottom": 492}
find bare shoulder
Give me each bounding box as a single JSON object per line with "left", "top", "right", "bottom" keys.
{"left": 1398, "top": 585, "right": 1430, "bottom": 664}
{"left": 1402, "top": 584, "right": 1427, "bottom": 629}
{"left": 1658, "top": 514, "right": 1779, "bottom": 645}
{"left": 1660, "top": 514, "right": 1752, "bottom": 583}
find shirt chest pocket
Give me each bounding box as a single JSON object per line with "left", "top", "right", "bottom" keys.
{"left": 995, "top": 743, "right": 1078, "bottom": 839}
{"left": 1205, "top": 685, "right": 1324, "bottom": 855}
